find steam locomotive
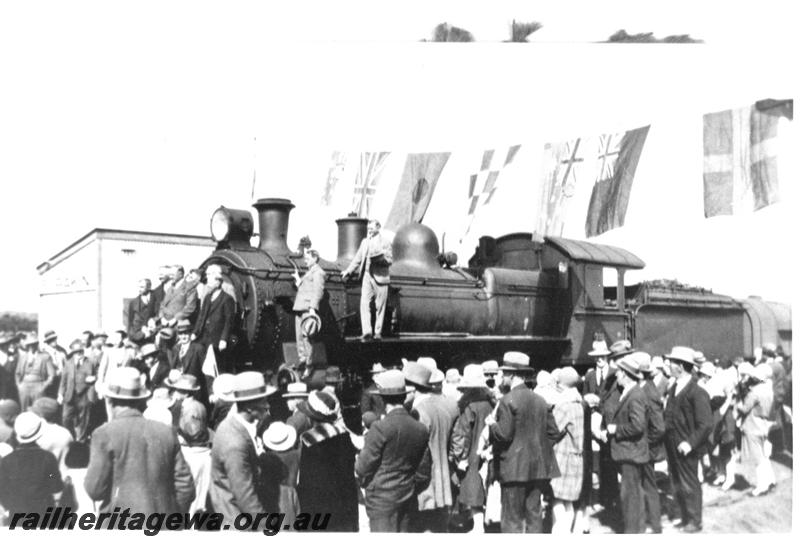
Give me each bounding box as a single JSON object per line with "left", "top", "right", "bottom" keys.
{"left": 200, "top": 198, "right": 791, "bottom": 376}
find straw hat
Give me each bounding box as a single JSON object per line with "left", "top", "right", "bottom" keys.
{"left": 371, "top": 369, "right": 414, "bottom": 396}
{"left": 664, "top": 346, "right": 698, "bottom": 367}
{"left": 301, "top": 313, "right": 321, "bottom": 337}
{"left": 105, "top": 367, "right": 151, "bottom": 400}
{"left": 166, "top": 374, "right": 201, "bottom": 393}
{"left": 14, "top": 412, "right": 44, "bottom": 444}
{"left": 226, "top": 371, "right": 276, "bottom": 402}
{"left": 262, "top": 422, "right": 297, "bottom": 452}
{"left": 481, "top": 360, "right": 499, "bottom": 376}
{"left": 417, "top": 357, "right": 438, "bottom": 374}
{"left": 608, "top": 340, "right": 634, "bottom": 359}
{"left": 499, "top": 351, "right": 534, "bottom": 374}
{"left": 458, "top": 364, "right": 487, "bottom": 389}
{"left": 212, "top": 373, "right": 236, "bottom": 400}
{"left": 282, "top": 382, "right": 309, "bottom": 399}
{"left": 298, "top": 390, "right": 340, "bottom": 422}
{"left": 43, "top": 330, "right": 58, "bottom": 344}
{"left": 617, "top": 353, "right": 644, "bottom": 380}
{"left": 588, "top": 340, "right": 612, "bottom": 357}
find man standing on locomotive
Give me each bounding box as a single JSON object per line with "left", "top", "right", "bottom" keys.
{"left": 341, "top": 219, "right": 393, "bottom": 341}
{"left": 292, "top": 249, "right": 325, "bottom": 370}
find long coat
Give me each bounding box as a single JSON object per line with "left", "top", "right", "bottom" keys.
{"left": 610, "top": 385, "right": 649, "bottom": 464}
{"left": 664, "top": 377, "right": 713, "bottom": 455}
{"left": 209, "top": 411, "right": 265, "bottom": 525}
{"left": 84, "top": 407, "right": 195, "bottom": 515}
{"left": 292, "top": 263, "right": 326, "bottom": 313}
{"left": 297, "top": 423, "right": 359, "bottom": 531}
{"left": 59, "top": 354, "right": 98, "bottom": 404}
{"left": 641, "top": 379, "right": 666, "bottom": 462}
{"left": 193, "top": 290, "right": 236, "bottom": 348}
{"left": 126, "top": 294, "right": 157, "bottom": 340}
{"left": 489, "top": 383, "right": 561, "bottom": 484}
{"left": 451, "top": 387, "right": 494, "bottom": 507}
{"left": 355, "top": 406, "right": 432, "bottom": 515}
{"left": 413, "top": 393, "right": 458, "bottom": 510}
{"left": 550, "top": 388, "right": 585, "bottom": 501}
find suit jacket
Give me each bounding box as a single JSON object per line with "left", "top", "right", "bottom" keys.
{"left": 59, "top": 354, "right": 98, "bottom": 404}
{"left": 413, "top": 394, "right": 457, "bottom": 510}
{"left": 641, "top": 379, "right": 666, "bottom": 462}
{"left": 209, "top": 411, "right": 265, "bottom": 524}
{"left": 84, "top": 408, "right": 195, "bottom": 515}
{"left": 127, "top": 294, "right": 157, "bottom": 340}
{"left": 193, "top": 289, "right": 235, "bottom": 346}
{"left": 610, "top": 385, "right": 649, "bottom": 464}
{"left": 355, "top": 406, "right": 432, "bottom": 513}
{"left": 345, "top": 234, "right": 393, "bottom": 285}
{"left": 174, "top": 342, "right": 208, "bottom": 404}
{"left": 489, "top": 383, "right": 561, "bottom": 483}
{"left": 0, "top": 443, "right": 63, "bottom": 514}
{"left": 16, "top": 351, "right": 56, "bottom": 389}
{"left": 292, "top": 263, "right": 326, "bottom": 312}
{"left": 664, "top": 377, "right": 713, "bottom": 454}
{"left": 583, "top": 367, "right": 603, "bottom": 396}
{"left": 159, "top": 279, "right": 199, "bottom": 322}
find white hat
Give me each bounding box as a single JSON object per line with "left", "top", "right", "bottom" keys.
{"left": 458, "top": 364, "right": 487, "bottom": 389}
{"left": 262, "top": 422, "right": 297, "bottom": 452}
{"left": 14, "top": 412, "right": 44, "bottom": 444}
{"left": 588, "top": 340, "right": 612, "bottom": 357}
{"left": 105, "top": 367, "right": 151, "bottom": 400}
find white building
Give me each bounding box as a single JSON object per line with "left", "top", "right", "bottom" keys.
{"left": 37, "top": 228, "right": 216, "bottom": 342}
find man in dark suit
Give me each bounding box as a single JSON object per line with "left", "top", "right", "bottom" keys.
{"left": 605, "top": 353, "right": 649, "bottom": 533}
{"left": 58, "top": 340, "right": 99, "bottom": 442}
{"left": 360, "top": 363, "right": 387, "bottom": 418}
{"left": 150, "top": 265, "right": 172, "bottom": 312}
{"left": 341, "top": 219, "right": 393, "bottom": 340}
{"left": 84, "top": 367, "right": 195, "bottom": 521}
{"left": 291, "top": 250, "right": 326, "bottom": 369}
{"left": 174, "top": 320, "right": 209, "bottom": 406}
{"left": 193, "top": 264, "right": 236, "bottom": 373}
{"left": 210, "top": 372, "right": 275, "bottom": 527}
{"left": 663, "top": 346, "right": 713, "bottom": 533}
{"left": 356, "top": 369, "right": 432, "bottom": 532}
{"left": 127, "top": 278, "right": 158, "bottom": 342}
{"left": 487, "top": 351, "right": 560, "bottom": 533}
{"left": 639, "top": 353, "right": 666, "bottom": 533}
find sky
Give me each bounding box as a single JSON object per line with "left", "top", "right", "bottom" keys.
{"left": 0, "top": 1, "right": 797, "bottom": 315}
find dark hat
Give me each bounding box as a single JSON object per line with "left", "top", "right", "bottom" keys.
{"left": 608, "top": 340, "right": 634, "bottom": 359}
{"left": 298, "top": 390, "right": 340, "bottom": 423}
{"left": 176, "top": 319, "right": 193, "bottom": 333}
{"left": 158, "top": 327, "right": 176, "bottom": 341}
{"left": 31, "top": 397, "right": 60, "bottom": 423}
{"left": 82, "top": 330, "right": 95, "bottom": 337}
{"left": 67, "top": 339, "right": 85, "bottom": 358}
{"left": 500, "top": 351, "right": 534, "bottom": 374}
{"left": 301, "top": 313, "right": 322, "bottom": 338}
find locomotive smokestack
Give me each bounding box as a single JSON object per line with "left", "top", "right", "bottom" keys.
{"left": 252, "top": 198, "right": 294, "bottom": 255}
{"left": 335, "top": 214, "right": 368, "bottom": 263}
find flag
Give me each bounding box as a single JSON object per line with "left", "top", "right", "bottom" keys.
{"left": 585, "top": 126, "right": 650, "bottom": 237}
{"left": 703, "top": 99, "right": 792, "bottom": 217}
{"left": 463, "top": 145, "right": 521, "bottom": 236}
{"left": 536, "top": 138, "right": 585, "bottom": 236}
{"left": 351, "top": 152, "right": 391, "bottom": 217}
{"left": 384, "top": 152, "right": 451, "bottom": 230}
{"left": 321, "top": 151, "right": 347, "bottom": 206}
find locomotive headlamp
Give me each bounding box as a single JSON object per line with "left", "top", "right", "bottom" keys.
{"left": 210, "top": 206, "right": 255, "bottom": 245}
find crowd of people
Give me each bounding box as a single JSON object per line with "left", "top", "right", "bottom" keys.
{"left": 0, "top": 258, "right": 792, "bottom": 533}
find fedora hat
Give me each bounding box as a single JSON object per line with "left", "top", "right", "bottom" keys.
{"left": 404, "top": 360, "right": 433, "bottom": 389}
{"left": 325, "top": 365, "right": 344, "bottom": 385}
{"left": 608, "top": 340, "right": 634, "bottom": 359}
{"left": 481, "top": 360, "right": 499, "bottom": 376}
{"left": 500, "top": 351, "right": 534, "bottom": 374}
{"left": 140, "top": 343, "right": 159, "bottom": 358}
{"left": 298, "top": 390, "right": 340, "bottom": 422}
{"left": 588, "top": 340, "right": 612, "bottom": 357}
{"left": 21, "top": 334, "right": 39, "bottom": 348}
{"left": 14, "top": 412, "right": 44, "bottom": 444}
{"left": 43, "top": 330, "right": 58, "bottom": 344}
{"left": 67, "top": 339, "right": 85, "bottom": 359}
{"left": 176, "top": 319, "right": 193, "bottom": 333}
{"left": 458, "top": 364, "right": 487, "bottom": 389}
{"left": 616, "top": 354, "right": 643, "bottom": 380}
{"left": 105, "top": 367, "right": 151, "bottom": 400}
{"left": 166, "top": 373, "right": 201, "bottom": 392}
{"left": 372, "top": 369, "right": 414, "bottom": 396}
{"left": 664, "top": 346, "right": 697, "bottom": 367}
{"left": 282, "top": 381, "right": 309, "bottom": 399}
{"left": 227, "top": 371, "right": 276, "bottom": 402}
{"left": 370, "top": 362, "right": 387, "bottom": 374}
{"left": 429, "top": 369, "right": 445, "bottom": 386}
{"left": 262, "top": 422, "right": 298, "bottom": 452}
{"left": 417, "top": 357, "right": 438, "bottom": 374}
{"left": 301, "top": 313, "right": 321, "bottom": 338}
{"left": 698, "top": 361, "right": 717, "bottom": 378}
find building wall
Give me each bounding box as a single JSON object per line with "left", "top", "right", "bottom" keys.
{"left": 39, "top": 240, "right": 99, "bottom": 342}
{"left": 99, "top": 237, "right": 215, "bottom": 332}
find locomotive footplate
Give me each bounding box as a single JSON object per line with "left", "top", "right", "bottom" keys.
{"left": 340, "top": 334, "right": 570, "bottom": 370}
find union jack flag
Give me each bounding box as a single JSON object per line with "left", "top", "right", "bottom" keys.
{"left": 351, "top": 152, "right": 390, "bottom": 217}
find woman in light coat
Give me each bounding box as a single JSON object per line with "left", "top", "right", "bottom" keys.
{"left": 550, "top": 367, "right": 585, "bottom": 533}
